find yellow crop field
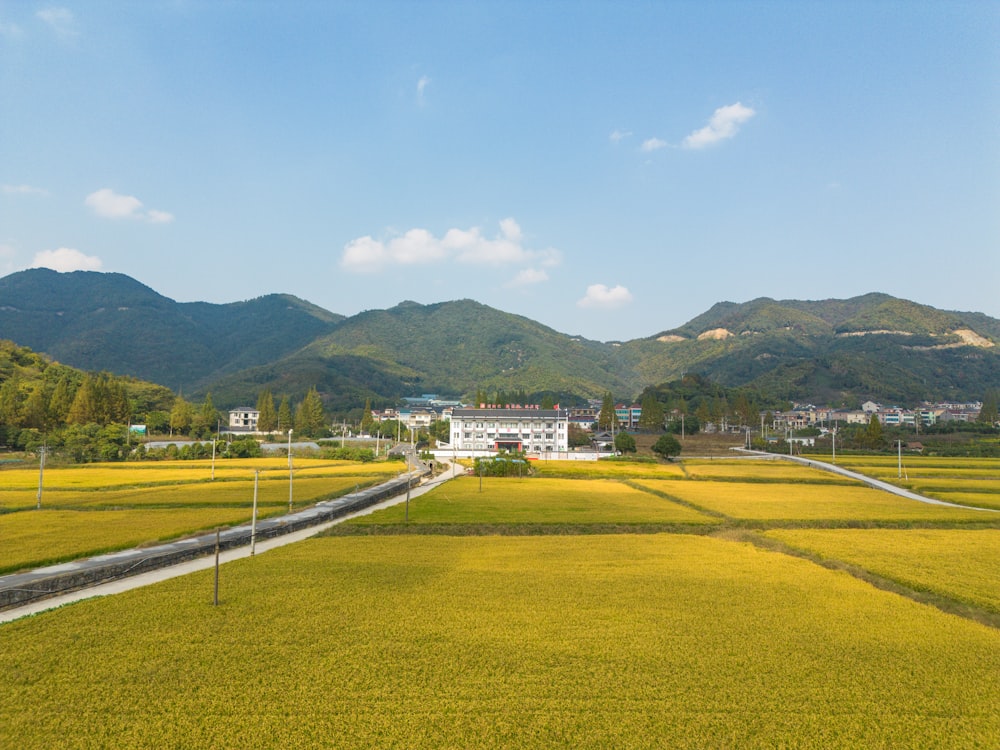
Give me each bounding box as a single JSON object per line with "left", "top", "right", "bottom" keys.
{"left": 682, "top": 458, "right": 860, "bottom": 484}
{"left": 632, "top": 479, "right": 993, "bottom": 522}
{"left": 0, "top": 460, "right": 389, "bottom": 571}
{"left": 1, "top": 535, "right": 998, "bottom": 748}
{"left": 906, "top": 478, "right": 1000, "bottom": 493}
{"left": 532, "top": 459, "right": 685, "bottom": 479}
{"left": 0, "top": 507, "right": 257, "bottom": 573}
{"left": 765, "top": 529, "right": 1000, "bottom": 614}
{"left": 0, "top": 457, "right": 394, "bottom": 491}
{"left": 827, "top": 455, "right": 999, "bottom": 469}
{"left": 0, "top": 475, "right": 371, "bottom": 511}
{"left": 921, "top": 491, "right": 1000, "bottom": 511}
{"left": 348, "top": 475, "right": 715, "bottom": 525}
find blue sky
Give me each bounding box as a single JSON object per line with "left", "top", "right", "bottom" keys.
{"left": 1, "top": 1, "right": 997, "bottom": 342}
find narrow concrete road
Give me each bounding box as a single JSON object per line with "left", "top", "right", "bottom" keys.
{"left": 735, "top": 449, "right": 998, "bottom": 512}
{"left": 0, "top": 461, "right": 464, "bottom": 625}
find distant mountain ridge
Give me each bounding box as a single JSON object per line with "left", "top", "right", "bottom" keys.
{"left": 1, "top": 269, "right": 997, "bottom": 409}
{"left": 0, "top": 269, "right": 343, "bottom": 391}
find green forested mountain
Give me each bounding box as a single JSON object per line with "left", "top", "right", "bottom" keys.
{"left": 1, "top": 270, "right": 997, "bottom": 410}
{"left": 0, "top": 269, "right": 343, "bottom": 391}
{"left": 623, "top": 295, "right": 1000, "bottom": 406}
{"left": 206, "top": 299, "right": 637, "bottom": 411}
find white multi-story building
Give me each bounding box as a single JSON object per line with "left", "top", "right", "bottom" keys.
{"left": 449, "top": 408, "right": 569, "bottom": 454}
{"left": 228, "top": 407, "right": 259, "bottom": 432}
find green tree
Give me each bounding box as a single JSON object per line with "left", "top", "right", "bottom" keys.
{"left": 256, "top": 389, "right": 278, "bottom": 433}
{"left": 48, "top": 374, "right": 77, "bottom": 425}
{"left": 360, "top": 398, "right": 375, "bottom": 434}
{"left": 638, "top": 394, "right": 665, "bottom": 431}
{"left": 67, "top": 375, "right": 99, "bottom": 426}
{"left": 614, "top": 432, "right": 636, "bottom": 454}
{"left": 190, "top": 393, "right": 218, "bottom": 438}
{"left": 865, "top": 413, "right": 884, "bottom": 449}
{"left": 978, "top": 390, "right": 999, "bottom": 426}
{"left": 294, "top": 387, "right": 326, "bottom": 437}
{"left": 277, "top": 396, "right": 293, "bottom": 432}
{"left": 145, "top": 410, "right": 170, "bottom": 434}
{"left": 22, "top": 386, "right": 51, "bottom": 430}
{"left": 428, "top": 419, "right": 450, "bottom": 445}
{"left": 567, "top": 423, "right": 591, "bottom": 447}
{"left": 652, "top": 433, "right": 682, "bottom": 460}
{"left": 540, "top": 394, "right": 555, "bottom": 409}
{"left": 597, "top": 392, "right": 618, "bottom": 430}
{"left": 695, "top": 400, "right": 711, "bottom": 429}
{"left": 169, "top": 396, "right": 193, "bottom": 436}
{"left": 0, "top": 376, "right": 25, "bottom": 428}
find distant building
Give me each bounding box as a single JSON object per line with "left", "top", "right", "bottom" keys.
{"left": 449, "top": 407, "right": 569, "bottom": 454}
{"left": 228, "top": 407, "right": 259, "bottom": 432}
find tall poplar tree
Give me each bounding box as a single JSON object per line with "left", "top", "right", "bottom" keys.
{"left": 597, "top": 392, "right": 618, "bottom": 430}
{"left": 256, "top": 389, "right": 278, "bottom": 432}
{"left": 360, "top": 398, "right": 375, "bottom": 434}
{"left": 638, "top": 394, "right": 665, "bottom": 431}
{"left": 294, "top": 387, "right": 326, "bottom": 437}
{"left": 277, "top": 396, "right": 293, "bottom": 432}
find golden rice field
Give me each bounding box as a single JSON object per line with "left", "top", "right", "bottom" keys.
{"left": 827, "top": 455, "right": 1000, "bottom": 478}
{"left": 0, "top": 476, "right": 374, "bottom": 511}
{"left": 346, "top": 475, "right": 715, "bottom": 526}
{"left": 0, "top": 459, "right": 393, "bottom": 573}
{"left": 922, "top": 491, "right": 1000, "bottom": 511}
{"left": 632, "top": 478, "right": 994, "bottom": 522}
{"left": 531, "top": 459, "right": 685, "bottom": 479}
{"left": 1, "top": 535, "right": 998, "bottom": 749}
{"left": 765, "top": 528, "right": 1000, "bottom": 614}
{"left": 3, "top": 455, "right": 1000, "bottom": 747}
{"left": 0, "top": 457, "right": 401, "bottom": 491}
{"left": 0, "top": 507, "right": 259, "bottom": 573}
{"left": 681, "top": 458, "right": 860, "bottom": 484}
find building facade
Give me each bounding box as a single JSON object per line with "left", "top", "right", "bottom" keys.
{"left": 449, "top": 408, "right": 569, "bottom": 454}
{"left": 228, "top": 407, "right": 259, "bottom": 432}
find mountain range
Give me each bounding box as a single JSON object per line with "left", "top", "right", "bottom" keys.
{"left": 1, "top": 269, "right": 997, "bottom": 410}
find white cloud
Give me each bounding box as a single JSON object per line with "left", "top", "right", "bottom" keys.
{"left": 341, "top": 218, "right": 560, "bottom": 276}
{"left": 31, "top": 247, "right": 102, "bottom": 272}
{"left": 507, "top": 268, "right": 549, "bottom": 287}
{"left": 609, "top": 129, "right": 632, "bottom": 144}
{"left": 417, "top": 75, "right": 430, "bottom": 104}
{"left": 682, "top": 102, "right": 755, "bottom": 149}
{"left": 640, "top": 137, "right": 667, "bottom": 152}
{"left": 2, "top": 184, "right": 48, "bottom": 196}
{"left": 37, "top": 7, "right": 77, "bottom": 37}
{"left": 577, "top": 283, "right": 633, "bottom": 309}
{"left": 146, "top": 209, "right": 176, "bottom": 224}
{"left": 85, "top": 188, "right": 174, "bottom": 223}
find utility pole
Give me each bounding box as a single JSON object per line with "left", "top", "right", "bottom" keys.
{"left": 898, "top": 439, "right": 903, "bottom": 479}
{"left": 251, "top": 470, "right": 259, "bottom": 556}
{"left": 36, "top": 445, "right": 46, "bottom": 510}
{"left": 213, "top": 529, "right": 220, "bottom": 606}
{"left": 287, "top": 429, "right": 294, "bottom": 512}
